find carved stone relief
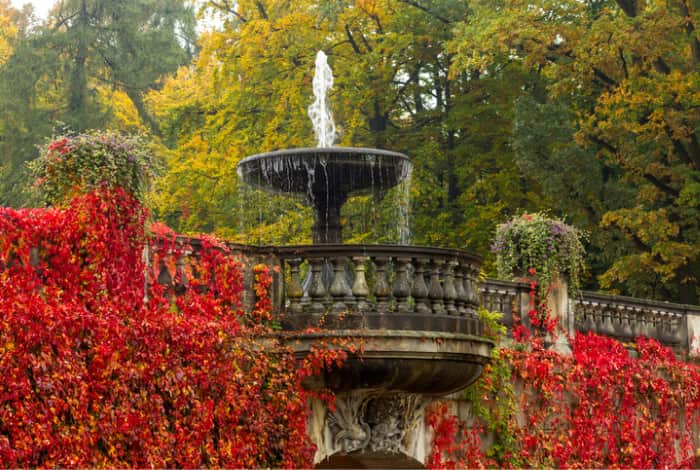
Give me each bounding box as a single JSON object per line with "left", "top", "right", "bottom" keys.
{"left": 310, "top": 391, "right": 428, "bottom": 465}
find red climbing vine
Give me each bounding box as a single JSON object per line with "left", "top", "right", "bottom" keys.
{"left": 428, "top": 273, "right": 700, "bottom": 469}
{"left": 0, "top": 187, "right": 328, "bottom": 467}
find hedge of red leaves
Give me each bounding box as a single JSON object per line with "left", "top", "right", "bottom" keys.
{"left": 0, "top": 188, "right": 320, "bottom": 467}
{"left": 428, "top": 327, "right": 700, "bottom": 468}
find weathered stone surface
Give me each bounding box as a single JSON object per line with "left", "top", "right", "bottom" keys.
{"left": 285, "top": 329, "right": 492, "bottom": 395}
{"left": 309, "top": 391, "right": 428, "bottom": 466}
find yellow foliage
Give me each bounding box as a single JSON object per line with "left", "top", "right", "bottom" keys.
{"left": 97, "top": 87, "right": 146, "bottom": 132}
{"left": 0, "top": 0, "right": 16, "bottom": 67}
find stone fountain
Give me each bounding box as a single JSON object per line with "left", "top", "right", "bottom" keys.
{"left": 235, "top": 51, "right": 493, "bottom": 468}
{"left": 237, "top": 52, "right": 411, "bottom": 244}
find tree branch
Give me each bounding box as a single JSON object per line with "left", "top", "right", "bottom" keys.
{"left": 397, "top": 0, "right": 452, "bottom": 24}
{"left": 589, "top": 135, "right": 618, "bottom": 154}
{"left": 359, "top": 31, "right": 373, "bottom": 53}
{"left": 663, "top": 123, "right": 700, "bottom": 171}
{"left": 207, "top": 1, "right": 247, "bottom": 23}
{"left": 254, "top": 1, "right": 268, "bottom": 20}
{"left": 641, "top": 172, "right": 679, "bottom": 198}
{"left": 680, "top": 0, "right": 700, "bottom": 65}
{"left": 593, "top": 67, "right": 618, "bottom": 87}
{"left": 344, "top": 24, "right": 362, "bottom": 54}
{"left": 615, "top": 0, "right": 638, "bottom": 17}
{"left": 618, "top": 48, "right": 628, "bottom": 79}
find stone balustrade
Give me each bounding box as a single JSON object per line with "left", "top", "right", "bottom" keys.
{"left": 20, "top": 232, "right": 697, "bottom": 353}
{"left": 146, "top": 236, "right": 283, "bottom": 311}
{"left": 480, "top": 279, "right": 697, "bottom": 352}
{"left": 480, "top": 279, "right": 532, "bottom": 332}
{"left": 575, "top": 291, "right": 692, "bottom": 349}
{"left": 274, "top": 244, "right": 483, "bottom": 336}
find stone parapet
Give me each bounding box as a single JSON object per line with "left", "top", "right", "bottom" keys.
{"left": 481, "top": 278, "right": 698, "bottom": 354}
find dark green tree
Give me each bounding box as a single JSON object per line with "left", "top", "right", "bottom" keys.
{"left": 0, "top": 0, "right": 196, "bottom": 206}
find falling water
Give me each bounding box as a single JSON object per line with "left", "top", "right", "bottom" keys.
{"left": 397, "top": 166, "right": 413, "bottom": 245}
{"left": 308, "top": 51, "right": 336, "bottom": 148}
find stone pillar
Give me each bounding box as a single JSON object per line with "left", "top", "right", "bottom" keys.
{"left": 512, "top": 273, "right": 571, "bottom": 354}
{"left": 686, "top": 307, "right": 700, "bottom": 358}
{"left": 545, "top": 274, "right": 572, "bottom": 354}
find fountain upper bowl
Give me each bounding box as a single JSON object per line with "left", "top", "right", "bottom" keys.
{"left": 236, "top": 147, "right": 412, "bottom": 198}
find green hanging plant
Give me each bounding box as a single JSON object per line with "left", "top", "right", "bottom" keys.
{"left": 492, "top": 212, "right": 586, "bottom": 295}
{"left": 28, "top": 130, "right": 160, "bottom": 205}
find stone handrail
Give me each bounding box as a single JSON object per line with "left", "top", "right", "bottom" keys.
{"left": 274, "top": 244, "right": 483, "bottom": 336}
{"left": 479, "top": 279, "right": 532, "bottom": 333}
{"left": 575, "top": 291, "right": 693, "bottom": 349}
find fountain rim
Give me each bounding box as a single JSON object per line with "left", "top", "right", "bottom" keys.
{"left": 237, "top": 146, "right": 411, "bottom": 168}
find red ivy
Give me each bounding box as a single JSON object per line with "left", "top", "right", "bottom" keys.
{"left": 0, "top": 188, "right": 323, "bottom": 467}
{"left": 428, "top": 325, "right": 700, "bottom": 468}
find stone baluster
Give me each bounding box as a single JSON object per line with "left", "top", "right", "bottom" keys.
{"left": 373, "top": 256, "right": 391, "bottom": 313}
{"left": 670, "top": 314, "right": 684, "bottom": 345}
{"left": 329, "top": 256, "right": 353, "bottom": 313}
{"left": 454, "top": 264, "right": 467, "bottom": 316}
{"left": 392, "top": 257, "right": 413, "bottom": 313}
{"left": 589, "top": 304, "right": 602, "bottom": 332}
{"left": 466, "top": 266, "right": 482, "bottom": 336}
{"left": 498, "top": 292, "right": 514, "bottom": 331}
{"left": 428, "top": 259, "right": 445, "bottom": 315}
{"left": 581, "top": 303, "right": 595, "bottom": 333}
{"left": 308, "top": 257, "right": 327, "bottom": 313}
{"left": 29, "top": 246, "right": 39, "bottom": 268}
{"left": 466, "top": 265, "right": 480, "bottom": 312}
{"left": 600, "top": 306, "right": 615, "bottom": 336}
{"left": 639, "top": 310, "right": 652, "bottom": 338}
{"left": 651, "top": 311, "right": 661, "bottom": 343}
{"left": 286, "top": 257, "right": 305, "bottom": 314}
{"left": 658, "top": 312, "right": 674, "bottom": 345}
{"left": 574, "top": 302, "right": 584, "bottom": 332}
{"left": 629, "top": 309, "right": 642, "bottom": 337}
{"left": 157, "top": 259, "right": 172, "bottom": 288}
{"left": 352, "top": 256, "right": 371, "bottom": 313}
{"left": 411, "top": 257, "right": 431, "bottom": 315}
{"left": 174, "top": 252, "right": 188, "bottom": 294}
{"left": 443, "top": 259, "right": 458, "bottom": 315}
{"left": 619, "top": 307, "right": 633, "bottom": 339}
{"left": 611, "top": 307, "right": 623, "bottom": 338}
{"left": 481, "top": 288, "right": 492, "bottom": 312}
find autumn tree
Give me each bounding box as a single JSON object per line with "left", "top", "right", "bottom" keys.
{"left": 0, "top": 0, "right": 196, "bottom": 206}
{"left": 150, "top": 0, "right": 545, "bottom": 252}
{"left": 451, "top": 0, "right": 700, "bottom": 301}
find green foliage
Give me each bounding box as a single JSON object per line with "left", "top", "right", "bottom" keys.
{"left": 493, "top": 212, "right": 586, "bottom": 294}
{"left": 450, "top": 0, "right": 700, "bottom": 302}
{"left": 149, "top": 0, "right": 545, "bottom": 250}
{"left": 29, "top": 131, "right": 160, "bottom": 205}
{"left": 463, "top": 309, "right": 519, "bottom": 463}
{"left": 478, "top": 307, "right": 507, "bottom": 341}
{"left": 0, "top": 0, "right": 195, "bottom": 207}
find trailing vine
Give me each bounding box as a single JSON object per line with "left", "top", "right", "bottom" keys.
{"left": 492, "top": 212, "right": 586, "bottom": 295}
{"left": 28, "top": 131, "right": 160, "bottom": 205}
{"left": 0, "top": 134, "right": 345, "bottom": 467}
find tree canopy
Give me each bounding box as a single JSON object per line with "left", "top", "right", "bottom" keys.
{"left": 0, "top": 0, "right": 697, "bottom": 303}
